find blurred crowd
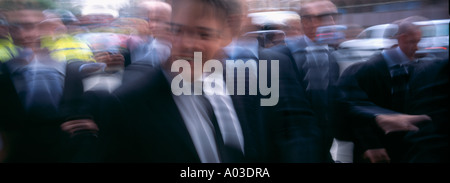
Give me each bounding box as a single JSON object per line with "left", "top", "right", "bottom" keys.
{"left": 0, "top": 0, "right": 448, "bottom": 163}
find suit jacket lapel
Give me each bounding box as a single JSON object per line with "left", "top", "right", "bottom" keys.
{"left": 374, "top": 54, "right": 393, "bottom": 95}
{"left": 147, "top": 69, "right": 201, "bottom": 162}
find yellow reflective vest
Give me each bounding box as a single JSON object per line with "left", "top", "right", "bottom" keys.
{"left": 0, "top": 37, "right": 18, "bottom": 63}
{"left": 40, "top": 35, "right": 96, "bottom": 63}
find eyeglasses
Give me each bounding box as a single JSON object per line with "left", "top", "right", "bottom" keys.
{"left": 169, "top": 23, "right": 221, "bottom": 41}
{"left": 301, "top": 12, "right": 339, "bottom": 22}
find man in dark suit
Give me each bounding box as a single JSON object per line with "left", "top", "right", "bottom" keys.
{"left": 336, "top": 18, "right": 439, "bottom": 163}
{"left": 268, "top": 0, "right": 341, "bottom": 163}
{"left": 0, "top": 3, "right": 86, "bottom": 162}
{"left": 62, "top": 0, "right": 321, "bottom": 163}
{"left": 219, "top": 0, "right": 321, "bottom": 163}
{"left": 93, "top": 0, "right": 256, "bottom": 162}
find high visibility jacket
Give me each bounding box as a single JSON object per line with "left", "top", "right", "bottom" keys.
{"left": 0, "top": 37, "right": 18, "bottom": 63}
{"left": 40, "top": 35, "right": 96, "bottom": 63}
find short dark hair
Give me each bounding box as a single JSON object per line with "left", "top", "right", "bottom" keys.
{"left": 171, "top": 0, "right": 235, "bottom": 25}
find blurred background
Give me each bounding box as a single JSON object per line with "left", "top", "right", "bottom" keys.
{"left": 0, "top": 0, "right": 448, "bottom": 163}
{"left": 49, "top": 0, "right": 448, "bottom": 51}
{"left": 48, "top": 0, "right": 449, "bottom": 27}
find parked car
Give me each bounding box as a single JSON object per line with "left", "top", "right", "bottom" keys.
{"left": 336, "top": 19, "right": 449, "bottom": 66}
{"left": 414, "top": 19, "right": 449, "bottom": 60}
{"left": 336, "top": 23, "right": 398, "bottom": 62}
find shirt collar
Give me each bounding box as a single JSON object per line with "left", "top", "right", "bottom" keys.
{"left": 382, "top": 46, "right": 414, "bottom": 68}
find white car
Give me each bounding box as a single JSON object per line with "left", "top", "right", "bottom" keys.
{"left": 337, "top": 24, "right": 398, "bottom": 63}
{"left": 336, "top": 19, "right": 449, "bottom": 64}
{"left": 415, "top": 19, "right": 449, "bottom": 60}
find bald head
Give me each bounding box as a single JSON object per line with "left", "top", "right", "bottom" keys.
{"left": 395, "top": 17, "right": 425, "bottom": 37}
{"left": 140, "top": 1, "right": 171, "bottom": 22}
{"left": 139, "top": 1, "right": 172, "bottom": 39}
{"left": 394, "top": 18, "right": 423, "bottom": 60}
{"left": 300, "top": 0, "right": 337, "bottom": 17}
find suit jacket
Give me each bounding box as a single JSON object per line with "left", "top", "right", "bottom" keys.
{"left": 256, "top": 48, "right": 322, "bottom": 163}
{"left": 58, "top": 60, "right": 106, "bottom": 162}
{"left": 0, "top": 62, "right": 27, "bottom": 131}
{"left": 94, "top": 62, "right": 260, "bottom": 163}
{"left": 0, "top": 55, "right": 71, "bottom": 162}
{"left": 402, "top": 58, "right": 449, "bottom": 162}
{"left": 269, "top": 43, "right": 338, "bottom": 162}
{"left": 220, "top": 45, "right": 323, "bottom": 162}
{"left": 336, "top": 52, "right": 426, "bottom": 162}
{"left": 83, "top": 44, "right": 322, "bottom": 163}
{"left": 222, "top": 45, "right": 323, "bottom": 162}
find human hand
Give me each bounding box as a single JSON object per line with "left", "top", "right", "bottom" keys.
{"left": 363, "top": 148, "right": 390, "bottom": 163}
{"left": 375, "top": 114, "right": 431, "bottom": 134}
{"left": 94, "top": 52, "right": 124, "bottom": 69}
{"left": 61, "top": 119, "right": 99, "bottom": 137}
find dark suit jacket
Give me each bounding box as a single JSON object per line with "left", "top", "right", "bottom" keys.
{"left": 402, "top": 58, "right": 449, "bottom": 162}
{"left": 93, "top": 62, "right": 260, "bottom": 163}
{"left": 255, "top": 48, "right": 322, "bottom": 163}
{"left": 58, "top": 60, "right": 105, "bottom": 162}
{"left": 0, "top": 57, "right": 72, "bottom": 162}
{"left": 0, "top": 62, "right": 27, "bottom": 131}
{"left": 335, "top": 52, "right": 428, "bottom": 162}
{"left": 223, "top": 45, "right": 323, "bottom": 162}
{"left": 336, "top": 53, "right": 397, "bottom": 160}
{"left": 60, "top": 40, "right": 325, "bottom": 163}
{"left": 268, "top": 44, "right": 338, "bottom": 162}
{"left": 81, "top": 45, "right": 322, "bottom": 163}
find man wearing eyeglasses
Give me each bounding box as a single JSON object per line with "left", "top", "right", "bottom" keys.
{"left": 298, "top": 1, "right": 339, "bottom": 43}
{"left": 276, "top": 0, "right": 341, "bottom": 163}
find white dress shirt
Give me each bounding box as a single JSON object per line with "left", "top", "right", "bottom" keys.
{"left": 168, "top": 71, "right": 244, "bottom": 163}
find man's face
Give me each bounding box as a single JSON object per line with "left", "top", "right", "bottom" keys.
{"left": 5, "top": 10, "right": 45, "bottom": 49}
{"left": 398, "top": 30, "right": 422, "bottom": 60}
{"left": 300, "top": 1, "right": 338, "bottom": 41}
{"left": 39, "top": 19, "right": 66, "bottom": 38}
{"left": 148, "top": 8, "right": 171, "bottom": 32}
{"left": 169, "top": 1, "right": 224, "bottom": 67}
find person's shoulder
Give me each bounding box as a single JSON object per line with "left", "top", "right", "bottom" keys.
{"left": 114, "top": 64, "right": 164, "bottom": 99}
{"left": 340, "top": 61, "right": 365, "bottom": 78}
{"left": 419, "top": 57, "right": 448, "bottom": 70}
{"left": 259, "top": 46, "right": 292, "bottom": 61}
{"left": 350, "top": 53, "right": 386, "bottom": 72}
{"left": 264, "top": 44, "right": 291, "bottom": 55}
{"left": 412, "top": 58, "right": 448, "bottom": 81}
{"left": 364, "top": 52, "right": 386, "bottom": 66}
{"left": 340, "top": 54, "right": 384, "bottom": 78}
